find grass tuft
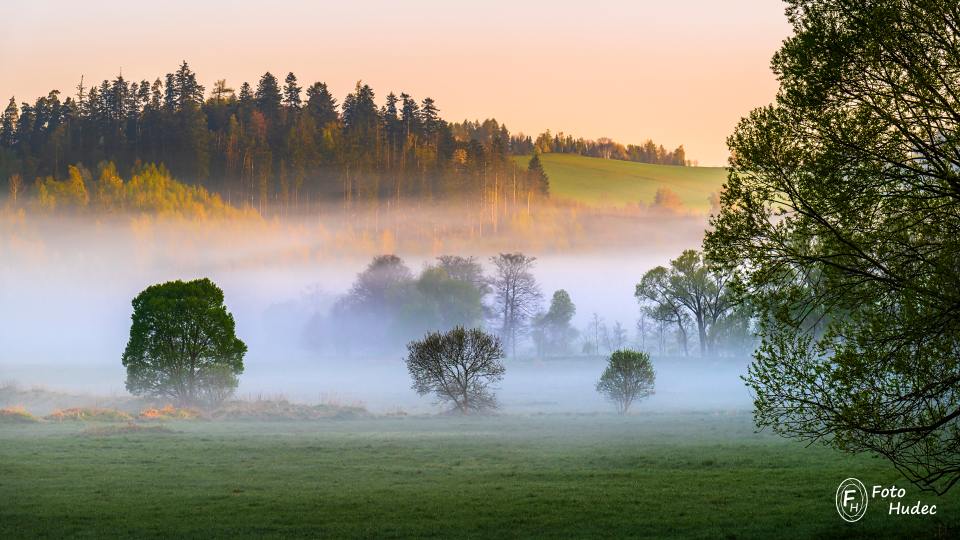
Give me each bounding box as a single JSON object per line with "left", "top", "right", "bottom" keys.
{"left": 45, "top": 407, "right": 132, "bottom": 422}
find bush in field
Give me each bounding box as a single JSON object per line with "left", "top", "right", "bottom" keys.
{"left": 405, "top": 326, "right": 505, "bottom": 414}
{"left": 45, "top": 407, "right": 132, "bottom": 422}
{"left": 122, "top": 278, "right": 246, "bottom": 407}
{"left": 0, "top": 406, "right": 40, "bottom": 423}
{"left": 596, "top": 350, "right": 655, "bottom": 414}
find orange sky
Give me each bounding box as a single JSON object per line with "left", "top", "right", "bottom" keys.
{"left": 0, "top": 1, "right": 791, "bottom": 166}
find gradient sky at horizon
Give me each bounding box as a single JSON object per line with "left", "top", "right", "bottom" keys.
{"left": 0, "top": 0, "right": 791, "bottom": 166}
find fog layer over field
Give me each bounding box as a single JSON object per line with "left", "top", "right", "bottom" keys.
{"left": 0, "top": 203, "right": 750, "bottom": 413}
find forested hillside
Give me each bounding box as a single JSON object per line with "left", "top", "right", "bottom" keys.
{"left": 0, "top": 62, "right": 690, "bottom": 214}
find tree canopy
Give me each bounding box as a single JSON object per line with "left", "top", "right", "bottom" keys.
{"left": 596, "top": 349, "right": 655, "bottom": 414}
{"left": 122, "top": 278, "right": 247, "bottom": 406}
{"left": 705, "top": 0, "right": 960, "bottom": 493}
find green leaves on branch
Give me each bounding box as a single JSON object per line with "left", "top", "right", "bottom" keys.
{"left": 122, "top": 278, "right": 247, "bottom": 407}
{"left": 705, "top": 0, "right": 960, "bottom": 493}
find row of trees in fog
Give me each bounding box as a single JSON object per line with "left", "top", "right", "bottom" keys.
{"left": 515, "top": 130, "right": 690, "bottom": 166}
{"left": 120, "top": 276, "right": 655, "bottom": 415}
{"left": 307, "top": 249, "right": 753, "bottom": 359}
{"left": 0, "top": 62, "right": 685, "bottom": 213}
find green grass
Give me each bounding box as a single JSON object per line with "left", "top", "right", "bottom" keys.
{"left": 513, "top": 153, "right": 727, "bottom": 210}
{"left": 0, "top": 413, "right": 956, "bottom": 538}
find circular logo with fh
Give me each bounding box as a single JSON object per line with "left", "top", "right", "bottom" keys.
{"left": 836, "top": 478, "right": 869, "bottom": 522}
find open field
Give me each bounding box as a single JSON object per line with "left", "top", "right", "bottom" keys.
{"left": 512, "top": 154, "right": 728, "bottom": 211}
{"left": 1, "top": 413, "right": 957, "bottom": 538}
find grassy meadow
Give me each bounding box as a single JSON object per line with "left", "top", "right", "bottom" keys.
{"left": 512, "top": 154, "right": 728, "bottom": 211}
{"left": 1, "top": 413, "right": 957, "bottom": 538}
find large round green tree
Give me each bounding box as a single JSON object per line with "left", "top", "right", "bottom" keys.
{"left": 122, "top": 278, "right": 246, "bottom": 406}
{"left": 706, "top": 1, "right": 960, "bottom": 493}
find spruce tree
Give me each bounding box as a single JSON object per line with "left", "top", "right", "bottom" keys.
{"left": 255, "top": 72, "right": 282, "bottom": 119}
{"left": 527, "top": 152, "right": 549, "bottom": 196}
{"left": 0, "top": 97, "right": 18, "bottom": 148}
{"left": 305, "top": 82, "right": 338, "bottom": 126}
{"left": 283, "top": 72, "right": 302, "bottom": 109}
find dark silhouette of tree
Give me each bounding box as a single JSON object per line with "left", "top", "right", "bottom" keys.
{"left": 255, "top": 72, "right": 282, "bottom": 120}
{"left": 282, "top": 72, "right": 302, "bottom": 110}
{"left": 305, "top": 82, "right": 339, "bottom": 127}
{"left": 527, "top": 152, "right": 549, "bottom": 196}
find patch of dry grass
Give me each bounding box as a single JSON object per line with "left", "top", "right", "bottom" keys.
{"left": 210, "top": 399, "right": 367, "bottom": 421}
{"left": 0, "top": 406, "right": 40, "bottom": 423}
{"left": 139, "top": 405, "right": 202, "bottom": 421}
{"left": 45, "top": 407, "right": 132, "bottom": 422}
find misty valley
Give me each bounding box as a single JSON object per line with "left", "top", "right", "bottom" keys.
{"left": 5, "top": 1, "right": 960, "bottom": 537}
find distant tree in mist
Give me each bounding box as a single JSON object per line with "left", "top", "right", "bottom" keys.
{"left": 122, "top": 278, "right": 246, "bottom": 407}
{"left": 405, "top": 326, "right": 505, "bottom": 414}
{"left": 582, "top": 312, "right": 604, "bottom": 356}
{"left": 344, "top": 255, "right": 413, "bottom": 309}
{"left": 490, "top": 253, "right": 542, "bottom": 356}
{"left": 596, "top": 349, "right": 655, "bottom": 415}
{"left": 321, "top": 255, "right": 486, "bottom": 354}
{"left": 435, "top": 255, "right": 490, "bottom": 297}
{"left": 404, "top": 266, "right": 484, "bottom": 335}
{"left": 532, "top": 289, "right": 577, "bottom": 357}
{"left": 635, "top": 250, "right": 743, "bottom": 357}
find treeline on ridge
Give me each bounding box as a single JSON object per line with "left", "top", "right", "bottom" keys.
{"left": 0, "top": 61, "right": 688, "bottom": 214}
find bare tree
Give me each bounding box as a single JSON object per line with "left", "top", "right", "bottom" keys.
{"left": 490, "top": 253, "right": 541, "bottom": 356}
{"left": 405, "top": 327, "right": 505, "bottom": 414}
{"left": 8, "top": 174, "right": 22, "bottom": 204}
{"left": 596, "top": 350, "right": 655, "bottom": 414}
{"left": 611, "top": 321, "right": 628, "bottom": 351}
{"left": 586, "top": 312, "right": 604, "bottom": 355}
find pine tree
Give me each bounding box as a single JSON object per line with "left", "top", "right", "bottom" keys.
{"left": 305, "top": 82, "right": 338, "bottom": 126}
{"left": 527, "top": 152, "right": 549, "bottom": 196}
{"left": 0, "top": 97, "right": 18, "bottom": 148}
{"left": 255, "top": 72, "right": 282, "bottom": 119}
{"left": 173, "top": 61, "right": 205, "bottom": 110}
{"left": 283, "top": 72, "right": 302, "bottom": 109}
{"left": 400, "top": 93, "right": 420, "bottom": 137}
{"left": 420, "top": 97, "right": 440, "bottom": 141}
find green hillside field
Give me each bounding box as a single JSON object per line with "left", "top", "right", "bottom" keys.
{"left": 514, "top": 153, "right": 728, "bottom": 211}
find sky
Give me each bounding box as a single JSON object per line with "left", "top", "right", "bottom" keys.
{"left": 0, "top": 0, "right": 791, "bottom": 166}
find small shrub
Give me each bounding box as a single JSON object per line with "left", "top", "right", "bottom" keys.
{"left": 596, "top": 349, "right": 655, "bottom": 414}
{"left": 45, "top": 407, "right": 132, "bottom": 422}
{"left": 139, "top": 404, "right": 202, "bottom": 421}
{"left": 0, "top": 406, "right": 40, "bottom": 424}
